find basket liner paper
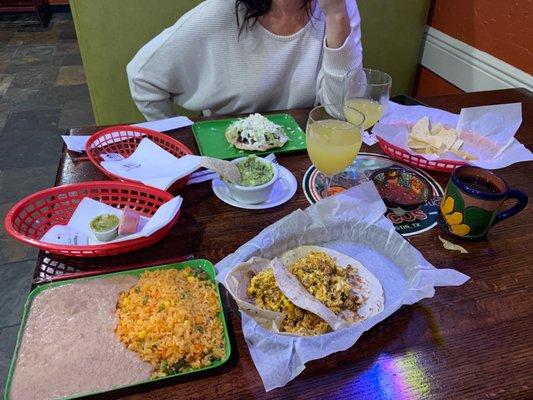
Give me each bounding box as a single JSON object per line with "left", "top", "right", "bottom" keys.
{"left": 373, "top": 101, "right": 532, "bottom": 169}
{"left": 216, "top": 182, "right": 469, "bottom": 391}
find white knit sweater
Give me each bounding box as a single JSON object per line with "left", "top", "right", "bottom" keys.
{"left": 127, "top": 0, "right": 363, "bottom": 120}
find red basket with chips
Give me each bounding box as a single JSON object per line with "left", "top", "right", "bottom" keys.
{"left": 377, "top": 136, "right": 467, "bottom": 173}
{"left": 4, "top": 181, "right": 180, "bottom": 257}
{"left": 85, "top": 126, "right": 193, "bottom": 192}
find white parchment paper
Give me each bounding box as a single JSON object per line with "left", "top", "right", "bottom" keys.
{"left": 373, "top": 102, "right": 532, "bottom": 169}
{"left": 216, "top": 182, "right": 469, "bottom": 391}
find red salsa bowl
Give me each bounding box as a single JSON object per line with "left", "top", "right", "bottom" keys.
{"left": 370, "top": 167, "right": 432, "bottom": 210}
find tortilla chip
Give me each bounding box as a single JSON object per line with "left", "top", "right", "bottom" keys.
{"left": 411, "top": 117, "right": 430, "bottom": 137}
{"left": 407, "top": 117, "right": 470, "bottom": 158}
{"left": 411, "top": 132, "right": 443, "bottom": 149}
{"left": 451, "top": 150, "right": 478, "bottom": 160}
{"left": 431, "top": 123, "right": 445, "bottom": 135}
{"left": 408, "top": 137, "right": 429, "bottom": 149}
{"left": 439, "top": 235, "right": 468, "bottom": 253}
{"left": 450, "top": 139, "right": 463, "bottom": 152}
{"left": 438, "top": 128, "right": 460, "bottom": 151}
{"left": 200, "top": 157, "right": 241, "bottom": 184}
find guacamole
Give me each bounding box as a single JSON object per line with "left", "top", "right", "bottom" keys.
{"left": 236, "top": 155, "right": 274, "bottom": 186}
{"left": 90, "top": 214, "right": 119, "bottom": 232}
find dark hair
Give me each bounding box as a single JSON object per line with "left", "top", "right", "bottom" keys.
{"left": 235, "top": 0, "right": 313, "bottom": 33}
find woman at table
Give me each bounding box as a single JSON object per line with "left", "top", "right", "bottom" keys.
{"left": 127, "top": 0, "right": 363, "bottom": 120}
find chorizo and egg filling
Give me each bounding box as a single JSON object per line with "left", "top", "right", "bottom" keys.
{"left": 247, "top": 251, "right": 363, "bottom": 335}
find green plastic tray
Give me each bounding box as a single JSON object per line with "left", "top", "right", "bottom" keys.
{"left": 192, "top": 113, "right": 307, "bottom": 160}
{"left": 4, "top": 260, "right": 231, "bottom": 400}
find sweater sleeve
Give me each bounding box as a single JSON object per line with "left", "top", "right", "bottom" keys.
{"left": 127, "top": 66, "right": 176, "bottom": 121}
{"left": 315, "top": 0, "right": 364, "bottom": 106}
{"left": 126, "top": 2, "right": 212, "bottom": 121}
{"left": 127, "top": 25, "right": 183, "bottom": 121}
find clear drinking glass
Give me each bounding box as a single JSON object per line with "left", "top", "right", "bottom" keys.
{"left": 306, "top": 104, "right": 365, "bottom": 198}
{"left": 343, "top": 68, "right": 392, "bottom": 131}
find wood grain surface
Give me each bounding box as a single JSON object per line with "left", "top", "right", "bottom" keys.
{"left": 38, "top": 89, "right": 532, "bottom": 399}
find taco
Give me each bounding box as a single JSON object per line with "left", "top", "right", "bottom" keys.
{"left": 225, "top": 113, "right": 289, "bottom": 151}
{"left": 225, "top": 246, "right": 384, "bottom": 336}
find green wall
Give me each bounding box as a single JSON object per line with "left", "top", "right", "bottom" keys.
{"left": 359, "top": 0, "right": 430, "bottom": 97}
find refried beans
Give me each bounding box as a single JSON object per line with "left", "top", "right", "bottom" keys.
{"left": 9, "top": 275, "right": 153, "bottom": 400}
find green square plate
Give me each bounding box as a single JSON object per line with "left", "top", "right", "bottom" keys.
{"left": 192, "top": 113, "right": 307, "bottom": 160}
{"left": 4, "top": 260, "right": 232, "bottom": 400}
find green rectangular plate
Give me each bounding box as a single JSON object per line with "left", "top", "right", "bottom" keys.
{"left": 4, "top": 260, "right": 232, "bottom": 400}
{"left": 192, "top": 113, "right": 307, "bottom": 160}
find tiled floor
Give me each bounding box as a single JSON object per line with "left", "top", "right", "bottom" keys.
{"left": 0, "top": 12, "right": 94, "bottom": 393}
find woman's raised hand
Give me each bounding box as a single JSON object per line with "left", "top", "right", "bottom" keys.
{"left": 318, "top": 0, "right": 348, "bottom": 18}
{"left": 318, "top": 0, "right": 350, "bottom": 48}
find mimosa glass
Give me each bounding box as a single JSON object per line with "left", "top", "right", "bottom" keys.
{"left": 306, "top": 104, "right": 365, "bottom": 198}
{"left": 343, "top": 68, "right": 392, "bottom": 131}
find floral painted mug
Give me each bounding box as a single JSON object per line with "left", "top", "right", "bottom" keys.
{"left": 438, "top": 166, "right": 528, "bottom": 240}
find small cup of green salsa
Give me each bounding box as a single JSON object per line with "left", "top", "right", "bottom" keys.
{"left": 226, "top": 156, "right": 278, "bottom": 204}
{"left": 89, "top": 213, "right": 120, "bottom": 242}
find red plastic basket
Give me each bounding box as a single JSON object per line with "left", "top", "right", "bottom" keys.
{"left": 377, "top": 136, "right": 467, "bottom": 173}
{"left": 85, "top": 125, "right": 193, "bottom": 192}
{"left": 4, "top": 181, "right": 180, "bottom": 257}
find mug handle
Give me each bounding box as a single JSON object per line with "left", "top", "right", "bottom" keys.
{"left": 494, "top": 189, "right": 528, "bottom": 224}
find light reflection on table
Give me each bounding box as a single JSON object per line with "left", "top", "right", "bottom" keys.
{"left": 341, "top": 352, "right": 432, "bottom": 399}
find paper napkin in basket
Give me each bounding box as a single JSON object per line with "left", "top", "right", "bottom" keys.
{"left": 41, "top": 196, "right": 182, "bottom": 245}
{"left": 100, "top": 138, "right": 202, "bottom": 190}
{"left": 373, "top": 102, "right": 532, "bottom": 169}
{"left": 216, "top": 182, "right": 470, "bottom": 391}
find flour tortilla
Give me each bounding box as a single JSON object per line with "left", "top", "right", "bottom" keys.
{"left": 224, "top": 257, "right": 285, "bottom": 332}
{"left": 279, "top": 246, "right": 384, "bottom": 321}
{"left": 271, "top": 258, "right": 349, "bottom": 330}
{"left": 224, "top": 246, "right": 385, "bottom": 335}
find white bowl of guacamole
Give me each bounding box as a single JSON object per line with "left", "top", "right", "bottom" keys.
{"left": 226, "top": 156, "right": 278, "bottom": 204}
{"left": 89, "top": 213, "right": 120, "bottom": 242}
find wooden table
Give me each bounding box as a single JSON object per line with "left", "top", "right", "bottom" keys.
{"left": 37, "top": 88, "right": 532, "bottom": 399}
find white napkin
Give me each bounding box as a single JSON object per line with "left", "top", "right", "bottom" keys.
{"left": 41, "top": 196, "right": 182, "bottom": 245}
{"left": 362, "top": 130, "right": 378, "bottom": 145}
{"left": 61, "top": 135, "right": 90, "bottom": 153}
{"left": 133, "top": 116, "right": 193, "bottom": 131}
{"left": 100, "top": 138, "right": 202, "bottom": 190}
{"left": 373, "top": 102, "right": 532, "bottom": 169}
{"left": 61, "top": 114, "right": 193, "bottom": 154}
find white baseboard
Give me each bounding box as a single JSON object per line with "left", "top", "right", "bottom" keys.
{"left": 420, "top": 26, "right": 533, "bottom": 92}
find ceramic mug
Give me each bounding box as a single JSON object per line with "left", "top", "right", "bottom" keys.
{"left": 438, "top": 166, "right": 528, "bottom": 240}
